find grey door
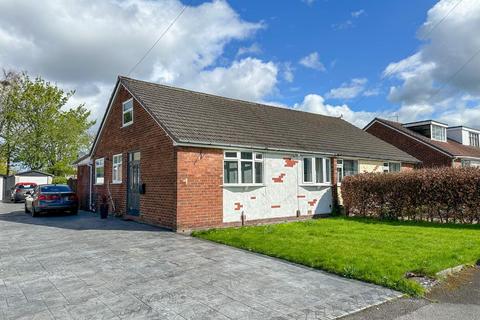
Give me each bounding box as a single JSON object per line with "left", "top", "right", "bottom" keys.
{"left": 127, "top": 152, "right": 141, "bottom": 216}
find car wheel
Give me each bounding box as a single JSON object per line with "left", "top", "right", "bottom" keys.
{"left": 71, "top": 207, "right": 78, "bottom": 215}
{"left": 31, "top": 206, "right": 38, "bottom": 218}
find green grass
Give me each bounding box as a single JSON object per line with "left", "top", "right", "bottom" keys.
{"left": 192, "top": 217, "right": 480, "bottom": 296}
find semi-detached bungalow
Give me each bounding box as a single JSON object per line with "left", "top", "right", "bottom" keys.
{"left": 76, "top": 76, "right": 419, "bottom": 232}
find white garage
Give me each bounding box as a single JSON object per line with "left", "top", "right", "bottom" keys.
{"left": 2, "top": 171, "right": 53, "bottom": 201}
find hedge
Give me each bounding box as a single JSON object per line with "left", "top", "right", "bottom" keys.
{"left": 341, "top": 167, "right": 480, "bottom": 224}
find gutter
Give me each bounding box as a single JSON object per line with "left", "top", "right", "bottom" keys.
{"left": 174, "top": 141, "right": 419, "bottom": 163}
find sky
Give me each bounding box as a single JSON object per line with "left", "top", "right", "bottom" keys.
{"left": 1, "top": 0, "right": 480, "bottom": 130}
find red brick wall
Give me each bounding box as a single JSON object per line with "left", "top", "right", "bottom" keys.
{"left": 366, "top": 122, "right": 452, "bottom": 168}
{"left": 76, "top": 164, "right": 91, "bottom": 210}
{"left": 176, "top": 147, "right": 223, "bottom": 232}
{"left": 90, "top": 86, "right": 177, "bottom": 229}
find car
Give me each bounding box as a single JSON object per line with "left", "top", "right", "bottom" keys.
{"left": 10, "top": 182, "right": 37, "bottom": 203}
{"left": 24, "top": 184, "right": 79, "bottom": 217}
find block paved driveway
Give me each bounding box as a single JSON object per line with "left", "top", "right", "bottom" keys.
{"left": 0, "top": 202, "right": 400, "bottom": 320}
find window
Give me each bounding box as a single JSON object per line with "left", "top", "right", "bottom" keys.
{"left": 95, "top": 158, "right": 104, "bottom": 184}
{"left": 431, "top": 125, "right": 446, "bottom": 141}
{"left": 337, "top": 159, "right": 358, "bottom": 183}
{"left": 303, "top": 157, "right": 331, "bottom": 184}
{"left": 383, "top": 162, "right": 401, "bottom": 173}
{"left": 462, "top": 159, "right": 480, "bottom": 168}
{"left": 469, "top": 132, "right": 479, "bottom": 147}
{"left": 40, "top": 185, "right": 72, "bottom": 193}
{"left": 112, "top": 154, "right": 122, "bottom": 183}
{"left": 223, "top": 151, "right": 263, "bottom": 185}
{"left": 122, "top": 99, "right": 133, "bottom": 126}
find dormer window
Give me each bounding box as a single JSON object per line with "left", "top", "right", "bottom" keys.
{"left": 431, "top": 125, "right": 446, "bottom": 142}
{"left": 469, "top": 132, "right": 479, "bottom": 147}
{"left": 122, "top": 99, "right": 133, "bottom": 126}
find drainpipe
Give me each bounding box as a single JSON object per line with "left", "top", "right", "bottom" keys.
{"left": 88, "top": 161, "right": 93, "bottom": 211}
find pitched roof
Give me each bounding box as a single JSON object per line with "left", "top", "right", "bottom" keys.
{"left": 371, "top": 118, "right": 480, "bottom": 159}
{"left": 96, "top": 76, "right": 419, "bottom": 163}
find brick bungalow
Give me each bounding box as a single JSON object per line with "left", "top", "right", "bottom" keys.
{"left": 365, "top": 118, "right": 480, "bottom": 168}
{"left": 76, "top": 76, "right": 419, "bottom": 232}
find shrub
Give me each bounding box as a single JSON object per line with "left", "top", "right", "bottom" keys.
{"left": 341, "top": 167, "right": 480, "bottom": 224}
{"left": 52, "top": 176, "right": 68, "bottom": 184}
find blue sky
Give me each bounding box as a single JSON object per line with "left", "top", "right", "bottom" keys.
{"left": 1, "top": 0, "right": 479, "bottom": 128}
{"left": 219, "top": 0, "right": 437, "bottom": 111}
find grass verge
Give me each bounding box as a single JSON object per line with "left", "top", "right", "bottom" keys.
{"left": 192, "top": 217, "right": 480, "bottom": 296}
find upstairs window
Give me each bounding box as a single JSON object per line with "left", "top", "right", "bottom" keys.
{"left": 122, "top": 99, "right": 133, "bottom": 126}
{"left": 383, "top": 162, "right": 401, "bottom": 173}
{"left": 303, "top": 157, "right": 331, "bottom": 184}
{"left": 95, "top": 158, "right": 104, "bottom": 185}
{"left": 469, "top": 132, "right": 479, "bottom": 147}
{"left": 224, "top": 151, "right": 263, "bottom": 185}
{"left": 431, "top": 125, "right": 446, "bottom": 142}
{"left": 337, "top": 159, "right": 358, "bottom": 183}
{"left": 112, "top": 154, "right": 122, "bottom": 183}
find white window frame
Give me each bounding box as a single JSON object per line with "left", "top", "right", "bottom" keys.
{"left": 431, "top": 124, "right": 446, "bottom": 142}
{"left": 302, "top": 156, "right": 331, "bottom": 185}
{"left": 337, "top": 159, "right": 358, "bottom": 183}
{"left": 122, "top": 98, "right": 133, "bottom": 127}
{"left": 95, "top": 158, "right": 105, "bottom": 185}
{"left": 469, "top": 132, "right": 479, "bottom": 147}
{"left": 383, "top": 162, "right": 401, "bottom": 173}
{"left": 112, "top": 154, "right": 123, "bottom": 184}
{"left": 223, "top": 151, "right": 264, "bottom": 186}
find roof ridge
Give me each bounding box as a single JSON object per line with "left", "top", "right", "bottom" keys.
{"left": 118, "top": 75, "right": 345, "bottom": 121}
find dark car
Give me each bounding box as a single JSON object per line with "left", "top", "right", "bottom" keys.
{"left": 24, "top": 184, "right": 79, "bottom": 217}
{"left": 10, "top": 182, "right": 37, "bottom": 202}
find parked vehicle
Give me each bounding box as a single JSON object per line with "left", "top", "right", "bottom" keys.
{"left": 24, "top": 184, "right": 79, "bottom": 217}
{"left": 10, "top": 182, "right": 37, "bottom": 202}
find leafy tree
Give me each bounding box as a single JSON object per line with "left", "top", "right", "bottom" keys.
{"left": 0, "top": 71, "right": 24, "bottom": 175}
{"left": 0, "top": 71, "right": 95, "bottom": 177}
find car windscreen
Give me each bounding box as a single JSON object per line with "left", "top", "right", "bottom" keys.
{"left": 16, "top": 184, "right": 36, "bottom": 189}
{"left": 40, "top": 185, "right": 72, "bottom": 193}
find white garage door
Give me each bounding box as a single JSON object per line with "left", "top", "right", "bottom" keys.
{"left": 17, "top": 176, "right": 50, "bottom": 185}
{"left": 0, "top": 177, "right": 4, "bottom": 201}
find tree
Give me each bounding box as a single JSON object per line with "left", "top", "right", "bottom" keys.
{"left": 0, "top": 71, "right": 95, "bottom": 177}
{"left": 0, "top": 71, "right": 24, "bottom": 175}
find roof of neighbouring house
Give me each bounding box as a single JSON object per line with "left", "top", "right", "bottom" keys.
{"left": 89, "top": 76, "right": 420, "bottom": 163}
{"left": 369, "top": 118, "right": 480, "bottom": 159}
{"left": 14, "top": 170, "right": 53, "bottom": 177}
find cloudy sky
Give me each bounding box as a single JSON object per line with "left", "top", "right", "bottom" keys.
{"left": 1, "top": 0, "right": 479, "bottom": 129}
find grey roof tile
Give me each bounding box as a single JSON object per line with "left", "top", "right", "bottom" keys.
{"left": 119, "top": 76, "right": 419, "bottom": 163}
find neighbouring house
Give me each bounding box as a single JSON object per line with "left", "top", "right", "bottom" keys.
{"left": 365, "top": 118, "right": 480, "bottom": 168}
{"left": 2, "top": 170, "right": 54, "bottom": 201}
{"left": 75, "top": 76, "right": 419, "bottom": 231}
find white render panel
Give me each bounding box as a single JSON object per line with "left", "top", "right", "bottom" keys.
{"left": 0, "top": 176, "right": 3, "bottom": 201}
{"left": 16, "top": 176, "right": 50, "bottom": 185}
{"left": 223, "top": 153, "right": 332, "bottom": 223}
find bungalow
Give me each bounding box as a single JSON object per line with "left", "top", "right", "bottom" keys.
{"left": 365, "top": 118, "right": 480, "bottom": 168}
{"left": 76, "top": 76, "right": 419, "bottom": 231}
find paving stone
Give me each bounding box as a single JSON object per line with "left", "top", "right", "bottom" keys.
{"left": 0, "top": 203, "right": 400, "bottom": 320}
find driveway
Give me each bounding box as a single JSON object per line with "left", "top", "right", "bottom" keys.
{"left": 0, "top": 202, "right": 399, "bottom": 320}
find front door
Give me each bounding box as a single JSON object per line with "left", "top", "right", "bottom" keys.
{"left": 127, "top": 151, "right": 141, "bottom": 216}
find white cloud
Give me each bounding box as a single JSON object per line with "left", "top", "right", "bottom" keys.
{"left": 0, "top": 0, "right": 280, "bottom": 129}
{"left": 236, "top": 43, "right": 262, "bottom": 57}
{"left": 282, "top": 62, "right": 294, "bottom": 83}
{"left": 302, "top": 0, "right": 316, "bottom": 6}
{"left": 384, "top": 0, "right": 480, "bottom": 125}
{"left": 294, "top": 94, "right": 378, "bottom": 128}
{"left": 184, "top": 58, "right": 278, "bottom": 102}
{"left": 299, "top": 52, "right": 326, "bottom": 71}
{"left": 326, "top": 78, "right": 368, "bottom": 100}
{"left": 351, "top": 9, "right": 365, "bottom": 18}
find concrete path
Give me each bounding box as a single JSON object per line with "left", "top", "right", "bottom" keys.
{"left": 342, "top": 265, "right": 480, "bottom": 320}
{"left": 0, "top": 202, "right": 399, "bottom": 319}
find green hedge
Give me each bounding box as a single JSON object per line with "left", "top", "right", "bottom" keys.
{"left": 341, "top": 167, "right": 480, "bottom": 223}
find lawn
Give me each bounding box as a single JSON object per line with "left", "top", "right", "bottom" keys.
{"left": 192, "top": 217, "right": 480, "bottom": 296}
